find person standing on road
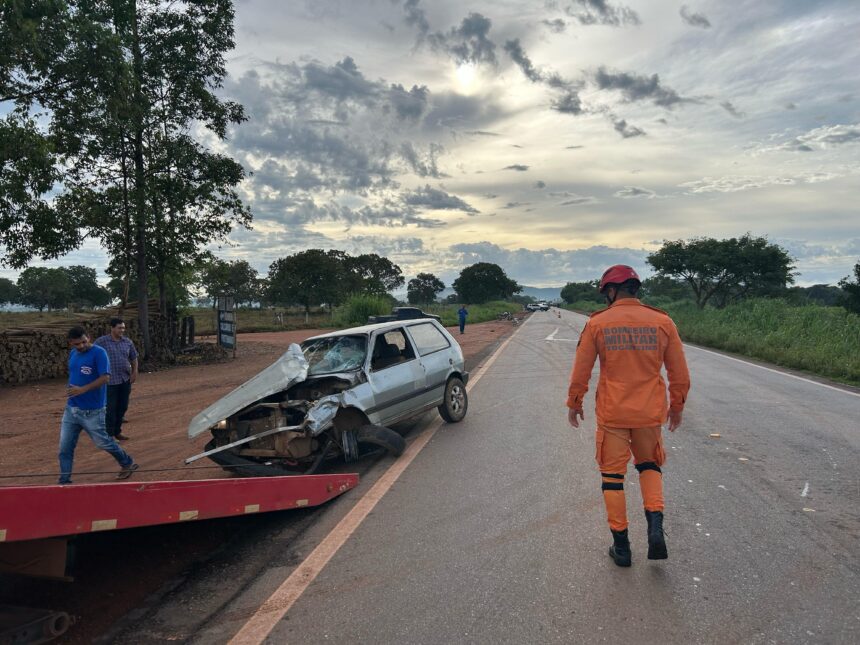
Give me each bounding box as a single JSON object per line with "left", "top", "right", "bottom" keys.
{"left": 566, "top": 265, "right": 690, "bottom": 567}
{"left": 95, "top": 317, "right": 138, "bottom": 441}
{"left": 59, "top": 326, "right": 139, "bottom": 484}
{"left": 458, "top": 305, "right": 469, "bottom": 334}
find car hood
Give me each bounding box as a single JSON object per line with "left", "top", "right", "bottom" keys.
{"left": 187, "top": 343, "right": 309, "bottom": 439}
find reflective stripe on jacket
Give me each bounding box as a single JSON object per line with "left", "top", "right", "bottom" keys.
{"left": 566, "top": 299, "right": 690, "bottom": 428}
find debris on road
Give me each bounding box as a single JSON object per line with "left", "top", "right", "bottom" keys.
{"left": 709, "top": 433, "right": 721, "bottom": 438}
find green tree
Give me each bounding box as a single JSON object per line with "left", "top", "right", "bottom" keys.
{"left": 1, "top": 1, "right": 249, "bottom": 357}
{"left": 452, "top": 262, "right": 521, "bottom": 304}
{"left": 786, "top": 284, "right": 844, "bottom": 307}
{"left": 640, "top": 276, "right": 693, "bottom": 303}
{"left": 17, "top": 266, "right": 72, "bottom": 311}
{"left": 63, "top": 265, "right": 111, "bottom": 308}
{"left": 647, "top": 235, "right": 795, "bottom": 309}
{"left": 200, "top": 259, "right": 261, "bottom": 306}
{"left": 267, "top": 250, "right": 345, "bottom": 316}
{"left": 838, "top": 262, "right": 860, "bottom": 313}
{"left": 407, "top": 273, "right": 445, "bottom": 304}
{"left": 0, "top": 276, "right": 19, "bottom": 305}
{"left": 345, "top": 254, "right": 405, "bottom": 295}
{"left": 560, "top": 281, "right": 601, "bottom": 304}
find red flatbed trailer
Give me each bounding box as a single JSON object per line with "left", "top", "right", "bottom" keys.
{"left": 0, "top": 473, "right": 358, "bottom": 643}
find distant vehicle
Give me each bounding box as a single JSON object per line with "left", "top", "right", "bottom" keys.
{"left": 525, "top": 303, "right": 540, "bottom": 311}
{"left": 367, "top": 307, "right": 442, "bottom": 324}
{"left": 187, "top": 318, "right": 468, "bottom": 476}
{"left": 528, "top": 302, "right": 550, "bottom": 311}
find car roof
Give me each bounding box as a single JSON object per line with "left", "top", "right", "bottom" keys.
{"left": 303, "top": 318, "right": 444, "bottom": 342}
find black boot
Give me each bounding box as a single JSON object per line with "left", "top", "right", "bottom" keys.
{"left": 645, "top": 510, "right": 667, "bottom": 560}
{"left": 608, "top": 529, "right": 632, "bottom": 567}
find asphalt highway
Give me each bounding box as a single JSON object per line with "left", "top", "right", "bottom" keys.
{"left": 116, "top": 308, "right": 860, "bottom": 644}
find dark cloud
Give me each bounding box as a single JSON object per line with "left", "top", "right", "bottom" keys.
{"left": 504, "top": 164, "right": 530, "bottom": 171}
{"left": 613, "top": 119, "right": 646, "bottom": 138}
{"left": 595, "top": 67, "right": 689, "bottom": 108}
{"left": 388, "top": 83, "right": 431, "bottom": 121}
{"left": 501, "top": 201, "right": 528, "bottom": 209}
{"left": 399, "top": 142, "right": 446, "bottom": 178}
{"left": 720, "top": 101, "right": 745, "bottom": 118}
{"left": 511, "top": 144, "right": 524, "bottom": 148}
{"left": 302, "top": 57, "right": 378, "bottom": 103}
{"left": 504, "top": 39, "right": 542, "bottom": 82}
{"left": 403, "top": 184, "right": 479, "bottom": 213}
{"left": 402, "top": 0, "right": 430, "bottom": 38}
{"left": 552, "top": 91, "right": 584, "bottom": 114}
{"left": 614, "top": 186, "right": 655, "bottom": 198}
{"left": 466, "top": 130, "right": 501, "bottom": 136}
{"left": 535, "top": 180, "right": 547, "bottom": 189}
{"left": 429, "top": 13, "right": 497, "bottom": 66}
{"left": 785, "top": 102, "right": 797, "bottom": 110}
{"left": 501, "top": 40, "right": 585, "bottom": 117}
{"left": 680, "top": 6, "right": 711, "bottom": 29}
{"left": 565, "top": 145, "right": 584, "bottom": 149}
{"left": 566, "top": 0, "right": 641, "bottom": 27}
{"left": 542, "top": 18, "right": 567, "bottom": 33}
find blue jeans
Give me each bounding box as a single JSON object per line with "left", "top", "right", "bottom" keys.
{"left": 59, "top": 406, "right": 133, "bottom": 484}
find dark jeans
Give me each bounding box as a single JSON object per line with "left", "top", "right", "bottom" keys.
{"left": 459, "top": 319, "right": 466, "bottom": 334}
{"left": 106, "top": 381, "right": 132, "bottom": 437}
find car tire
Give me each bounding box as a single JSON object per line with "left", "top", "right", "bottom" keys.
{"left": 357, "top": 424, "right": 406, "bottom": 457}
{"left": 438, "top": 376, "right": 468, "bottom": 423}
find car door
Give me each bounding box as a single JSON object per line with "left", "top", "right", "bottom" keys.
{"left": 365, "top": 327, "right": 426, "bottom": 425}
{"left": 405, "top": 321, "right": 453, "bottom": 408}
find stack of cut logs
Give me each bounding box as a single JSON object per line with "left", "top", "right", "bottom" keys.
{"left": 0, "top": 300, "right": 175, "bottom": 385}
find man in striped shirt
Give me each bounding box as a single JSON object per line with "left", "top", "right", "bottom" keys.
{"left": 95, "top": 318, "right": 139, "bottom": 441}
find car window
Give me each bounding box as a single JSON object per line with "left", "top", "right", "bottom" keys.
{"left": 302, "top": 335, "right": 367, "bottom": 375}
{"left": 371, "top": 328, "right": 416, "bottom": 370}
{"left": 407, "top": 322, "right": 451, "bottom": 356}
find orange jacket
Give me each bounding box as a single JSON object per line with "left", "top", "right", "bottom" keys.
{"left": 567, "top": 299, "right": 690, "bottom": 428}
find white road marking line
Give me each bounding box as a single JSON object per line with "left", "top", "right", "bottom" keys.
{"left": 801, "top": 482, "right": 809, "bottom": 497}
{"left": 685, "top": 345, "right": 860, "bottom": 398}
{"left": 545, "top": 327, "right": 558, "bottom": 341}
{"left": 229, "top": 317, "right": 526, "bottom": 644}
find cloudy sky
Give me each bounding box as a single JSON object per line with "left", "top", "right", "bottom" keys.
{"left": 7, "top": 0, "right": 860, "bottom": 288}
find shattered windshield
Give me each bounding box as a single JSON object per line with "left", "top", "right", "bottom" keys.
{"left": 302, "top": 335, "right": 368, "bottom": 375}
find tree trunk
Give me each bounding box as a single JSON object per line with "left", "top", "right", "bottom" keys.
{"left": 131, "top": 1, "right": 151, "bottom": 358}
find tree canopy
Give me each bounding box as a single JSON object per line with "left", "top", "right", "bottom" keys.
{"left": 16, "top": 266, "right": 72, "bottom": 311}
{"left": 647, "top": 235, "right": 795, "bottom": 308}
{"left": 200, "top": 259, "right": 262, "bottom": 306}
{"left": 838, "top": 262, "right": 860, "bottom": 313}
{"left": 407, "top": 273, "right": 445, "bottom": 304}
{"left": 452, "top": 262, "right": 521, "bottom": 304}
{"left": 560, "top": 281, "right": 601, "bottom": 304}
{"left": 0, "top": 276, "right": 19, "bottom": 306}
{"left": 1, "top": 0, "right": 249, "bottom": 356}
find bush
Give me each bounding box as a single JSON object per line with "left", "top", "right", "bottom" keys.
{"left": 335, "top": 294, "right": 392, "bottom": 326}
{"left": 666, "top": 298, "right": 860, "bottom": 384}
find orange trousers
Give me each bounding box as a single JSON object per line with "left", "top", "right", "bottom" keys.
{"left": 596, "top": 425, "right": 666, "bottom": 531}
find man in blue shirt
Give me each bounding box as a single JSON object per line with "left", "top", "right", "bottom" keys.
{"left": 457, "top": 305, "right": 469, "bottom": 334}
{"left": 59, "top": 326, "right": 139, "bottom": 484}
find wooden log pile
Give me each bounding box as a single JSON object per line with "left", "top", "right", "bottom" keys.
{"left": 0, "top": 300, "right": 176, "bottom": 385}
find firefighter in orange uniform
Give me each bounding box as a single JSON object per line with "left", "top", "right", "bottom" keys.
{"left": 567, "top": 265, "right": 690, "bottom": 566}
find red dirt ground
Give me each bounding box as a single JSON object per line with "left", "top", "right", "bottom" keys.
{"left": 0, "top": 320, "right": 520, "bottom": 487}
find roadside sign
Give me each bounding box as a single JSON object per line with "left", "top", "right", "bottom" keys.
{"left": 216, "top": 296, "right": 237, "bottom": 356}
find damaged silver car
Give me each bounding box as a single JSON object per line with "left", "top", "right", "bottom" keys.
{"left": 186, "top": 319, "right": 469, "bottom": 475}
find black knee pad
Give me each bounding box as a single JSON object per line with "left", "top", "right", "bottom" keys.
{"left": 635, "top": 461, "right": 662, "bottom": 474}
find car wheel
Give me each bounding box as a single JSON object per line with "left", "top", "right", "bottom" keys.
{"left": 357, "top": 424, "right": 406, "bottom": 457}
{"left": 438, "top": 376, "right": 468, "bottom": 423}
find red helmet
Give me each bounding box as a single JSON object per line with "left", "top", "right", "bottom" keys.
{"left": 599, "top": 265, "right": 641, "bottom": 293}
